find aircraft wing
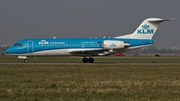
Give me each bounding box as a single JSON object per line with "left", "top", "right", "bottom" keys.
{"left": 68, "top": 48, "right": 117, "bottom": 56}
{"left": 68, "top": 48, "right": 104, "bottom": 53}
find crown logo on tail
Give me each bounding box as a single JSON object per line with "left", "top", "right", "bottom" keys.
{"left": 142, "top": 24, "right": 149, "bottom": 29}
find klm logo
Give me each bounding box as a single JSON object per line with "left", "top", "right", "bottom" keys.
{"left": 110, "top": 43, "right": 116, "bottom": 47}
{"left": 39, "top": 40, "right": 49, "bottom": 45}
{"left": 137, "top": 24, "right": 154, "bottom": 34}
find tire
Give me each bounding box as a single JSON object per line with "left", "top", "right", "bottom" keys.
{"left": 89, "top": 58, "right": 94, "bottom": 63}
{"left": 82, "top": 58, "right": 89, "bottom": 63}
{"left": 24, "top": 59, "right": 28, "bottom": 63}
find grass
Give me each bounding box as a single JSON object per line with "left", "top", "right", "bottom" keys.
{"left": 0, "top": 64, "right": 180, "bottom": 101}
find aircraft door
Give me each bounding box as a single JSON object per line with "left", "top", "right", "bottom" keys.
{"left": 27, "top": 40, "right": 34, "bottom": 53}
{"left": 81, "top": 42, "right": 85, "bottom": 48}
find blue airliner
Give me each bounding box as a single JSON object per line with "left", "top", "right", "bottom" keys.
{"left": 6, "top": 18, "right": 173, "bottom": 63}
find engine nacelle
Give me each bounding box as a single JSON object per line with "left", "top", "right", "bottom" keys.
{"left": 103, "top": 40, "right": 125, "bottom": 49}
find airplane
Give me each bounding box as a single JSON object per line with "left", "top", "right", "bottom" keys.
{"left": 6, "top": 18, "right": 173, "bottom": 63}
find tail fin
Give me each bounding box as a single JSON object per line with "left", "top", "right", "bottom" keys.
{"left": 116, "top": 18, "right": 174, "bottom": 39}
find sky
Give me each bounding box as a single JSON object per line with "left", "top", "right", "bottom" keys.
{"left": 0, "top": 0, "right": 179, "bottom": 48}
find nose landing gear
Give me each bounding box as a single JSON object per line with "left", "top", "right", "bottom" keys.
{"left": 24, "top": 59, "right": 28, "bottom": 63}
{"left": 82, "top": 57, "right": 94, "bottom": 63}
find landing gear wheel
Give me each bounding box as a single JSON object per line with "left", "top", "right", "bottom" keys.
{"left": 24, "top": 59, "right": 28, "bottom": 63}
{"left": 82, "top": 58, "right": 89, "bottom": 63}
{"left": 89, "top": 58, "right": 94, "bottom": 63}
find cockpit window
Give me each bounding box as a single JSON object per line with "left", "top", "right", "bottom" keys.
{"left": 13, "top": 43, "right": 24, "bottom": 46}
{"left": 18, "top": 43, "right": 24, "bottom": 46}
{"left": 14, "top": 43, "right": 18, "bottom": 46}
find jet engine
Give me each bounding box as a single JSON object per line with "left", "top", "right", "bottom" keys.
{"left": 102, "top": 40, "right": 128, "bottom": 49}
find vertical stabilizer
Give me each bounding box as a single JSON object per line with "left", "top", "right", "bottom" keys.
{"left": 130, "top": 18, "right": 173, "bottom": 39}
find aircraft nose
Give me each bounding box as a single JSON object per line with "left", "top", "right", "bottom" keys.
{"left": 6, "top": 48, "right": 13, "bottom": 54}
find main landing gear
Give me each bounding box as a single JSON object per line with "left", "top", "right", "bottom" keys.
{"left": 82, "top": 57, "right": 94, "bottom": 63}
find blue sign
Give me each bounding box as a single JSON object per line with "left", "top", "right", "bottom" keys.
{"left": 137, "top": 24, "right": 154, "bottom": 34}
